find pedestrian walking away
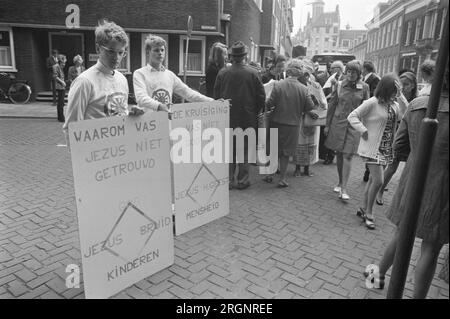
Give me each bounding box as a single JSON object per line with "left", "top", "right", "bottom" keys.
{"left": 293, "top": 58, "right": 327, "bottom": 178}
{"left": 264, "top": 58, "right": 316, "bottom": 187}
{"left": 214, "top": 41, "right": 266, "bottom": 190}
{"left": 205, "top": 42, "right": 228, "bottom": 98}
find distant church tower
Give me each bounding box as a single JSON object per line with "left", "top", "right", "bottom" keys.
{"left": 312, "top": 0, "right": 325, "bottom": 19}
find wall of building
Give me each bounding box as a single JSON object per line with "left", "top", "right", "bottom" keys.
{"left": 225, "top": 0, "right": 261, "bottom": 57}
{"left": 0, "top": 0, "right": 220, "bottom": 33}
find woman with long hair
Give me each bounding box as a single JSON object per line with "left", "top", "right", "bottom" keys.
{"left": 376, "top": 71, "right": 418, "bottom": 205}
{"left": 205, "top": 42, "right": 228, "bottom": 98}
{"left": 348, "top": 74, "right": 401, "bottom": 229}
{"left": 324, "top": 60, "right": 370, "bottom": 200}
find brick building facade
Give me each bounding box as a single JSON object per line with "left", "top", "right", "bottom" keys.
{"left": 364, "top": 0, "right": 448, "bottom": 80}
{"left": 0, "top": 0, "right": 295, "bottom": 100}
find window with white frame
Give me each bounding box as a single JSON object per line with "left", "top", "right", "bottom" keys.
{"left": 406, "top": 21, "right": 412, "bottom": 45}
{"left": 179, "top": 35, "right": 205, "bottom": 76}
{"left": 387, "top": 23, "right": 391, "bottom": 47}
{"left": 392, "top": 19, "right": 397, "bottom": 46}
{"left": 0, "top": 28, "right": 16, "bottom": 71}
{"left": 115, "top": 32, "right": 130, "bottom": 73}
{"left": 415, "top": 17, "right": 422, "bottom": 42}
{"left": 142, "top": 33, "right": 169, "bottom": 68}
{"left": 397, "top": 16, "right": 402, "bottom": 44}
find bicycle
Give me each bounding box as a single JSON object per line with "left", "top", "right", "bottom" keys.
{"left": 0, "top": 72, "right": 32, "bottom": 104}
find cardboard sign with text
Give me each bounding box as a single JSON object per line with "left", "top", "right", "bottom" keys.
{"left": 171, "top": 101, "right": 230, "bottom": 236}
{"left": 68, "top": 112, "right": 173, "bottom": 299}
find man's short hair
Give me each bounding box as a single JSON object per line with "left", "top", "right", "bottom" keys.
{"left": 420, "top": 60, "right": 435, "bottom": 77}
{"left": 274, "top": 54, "right": 287, "bottom": 66}
{"left": 363, "top": 61, "right": 375, "bottom": 73}
{"left": 330, "top": 60, "right": 344, "bottom": 72}
{"left": 52, "top": 49, "right": 59, "bottom": 55}
{"left": 95, "top": 20, "right": 129, "bottom": 47}
{"left": 145, "top": 35, "right": 167, "bottom": 52}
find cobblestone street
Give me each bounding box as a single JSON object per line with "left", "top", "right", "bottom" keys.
{"left": 0, "top": 115, "right": 448, "bottom": 299}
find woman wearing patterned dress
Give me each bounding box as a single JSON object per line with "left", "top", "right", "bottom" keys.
{"left": 347, "top": 74, "right": 401, "bottom": 229}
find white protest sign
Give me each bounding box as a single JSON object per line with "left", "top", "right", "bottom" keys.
{"left": 171, "top": 101, "right": 230, "bottom": 236}
{"left": 68, "top": 112, "right": 173, "bottom": 299}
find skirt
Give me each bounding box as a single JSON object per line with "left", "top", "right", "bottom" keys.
{"left": 270, "top": 121, "right": 300, "bottom": 157}
{"left": 294, "top": 119, "right": 320, "bottom": 166}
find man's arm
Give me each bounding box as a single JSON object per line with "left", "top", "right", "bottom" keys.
{"left": 254, "top": 74, "right": 266, "bottom": 114}
{"left": 213, "top": 73, "right": 223, "bottom": 99}
{"left": 173, "top": 73, "right": 213, "bottom": 102}
{"left": 62, "top": 77, "right": 92, "bottom": 147}
{"left": 133, "top": 70, "right": 161, "bottom": 111}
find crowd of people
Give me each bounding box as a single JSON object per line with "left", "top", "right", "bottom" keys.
{"left": 61, "top": 20, "right": 448, "bottom": 298}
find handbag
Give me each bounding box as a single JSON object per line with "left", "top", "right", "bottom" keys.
{"left": 303, "top": 107, "right": 327, "bottom": 127}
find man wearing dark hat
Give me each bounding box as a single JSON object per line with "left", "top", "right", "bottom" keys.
{"left": 214, "top": 41, "right": 266, "bottom": 190}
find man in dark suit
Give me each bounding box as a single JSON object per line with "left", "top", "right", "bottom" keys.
{"left": 214, "top": 41, "right": 266, "bottom": 190}
{"left": 363, "top": 61, "right": 380, "bottom": 98}
{"left": 362, "top": 61, "right": 381, "bottom": 182}
{"left": 46, "top": 49, "right": 59, "bottom": 105}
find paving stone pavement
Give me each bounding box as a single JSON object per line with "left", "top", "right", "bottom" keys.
{"left": 0, "top": 118, "right": 448, "bottom": 299}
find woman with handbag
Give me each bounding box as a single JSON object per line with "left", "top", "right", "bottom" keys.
{"left": 264, "top": 59, "right": 317, "bottom": 187}
{"left": 324, "top": 60, "right": 370, "bottom": 201}
{"left": 293, "top": 59, "right": 327, "bottom": 177}
{"left": 347, "top": 74, "right": 401, "bottom": 229}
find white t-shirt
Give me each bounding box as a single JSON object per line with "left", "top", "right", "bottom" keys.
{"left": 133, "top": 64, "right": 212, "bottom": 111}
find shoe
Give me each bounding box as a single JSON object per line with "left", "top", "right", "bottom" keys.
{"left": 277, "top": 180, "right": 289, "bottom": 188}
{"left": 294, "top": 170, "right": 301, "bottom": 177}
{"left": 340, "top": 192, "right": 350, "bottom": 201}
{"left": 363, "top": 169, "right": 370, "bottom": 182}
{"left": 376, "top": 197, "right": 384, "bottom": 206}
{"left": 301, "top": 171, "right": 315, "bottom": 177}
{"left": 323, "top": 159, "right": 333, "bottom": 165}
{"left": 263, "top": 176, "right": 273, "bottom": 183}
{"left": 236, "top": 182, "right": 250, "bottom": 190}
{"left": 333, "top": 186, "right": 341, "bottom": 193}
{"left": 357, "top": 207, "right": 366, "bottom": 220}
{"left": 229, "top": 182, "right": 234, "bottom": 190}
{"left": 364, "top": 215, "right": 376, "bottom": 230}
{"left": 363, "top": 267, "right": 385, "bottom": 289}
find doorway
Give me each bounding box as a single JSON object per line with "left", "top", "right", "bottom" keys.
{"left": 49, "top": 32, "right": 84, "bottom": 77}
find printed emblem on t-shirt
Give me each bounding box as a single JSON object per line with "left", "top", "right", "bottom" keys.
{"left": 152, "top": 89, "right": 171, "bottom": 104}
{"left": 104, "top": 92, "right": 128, "bottom": 116}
